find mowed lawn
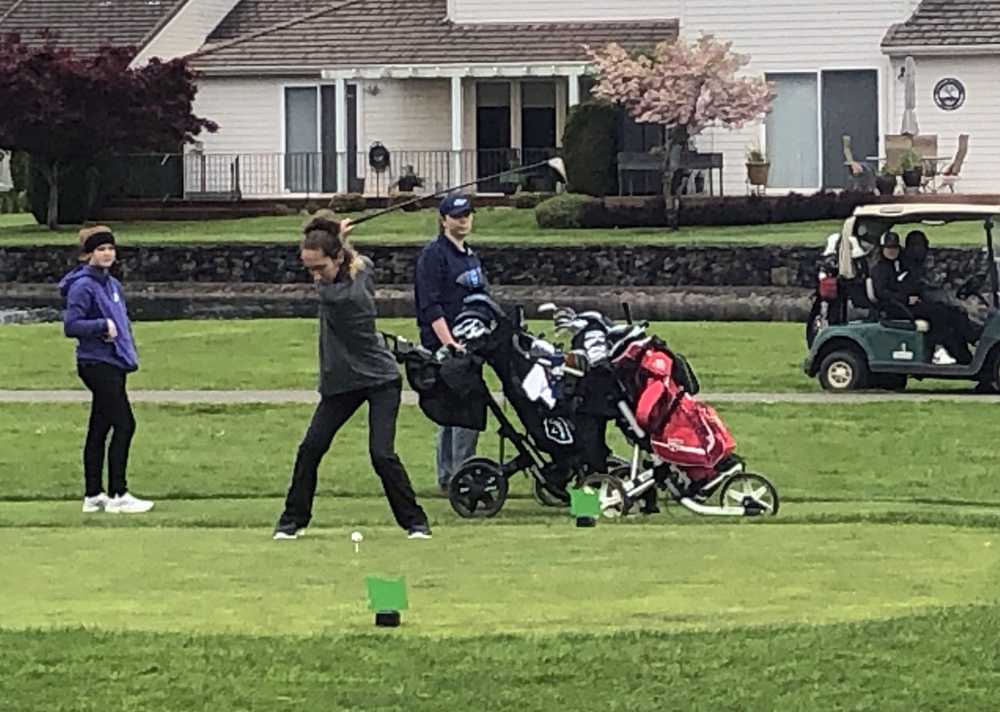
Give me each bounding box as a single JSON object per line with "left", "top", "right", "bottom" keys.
{"left": 2, "top": 208, "right": 992, "bottom": 247}
{"left": 3, "top": 319, "right": 820, "bottom": 392}
{"left": 2, "top": 398, "right": 999, "bottom": 709}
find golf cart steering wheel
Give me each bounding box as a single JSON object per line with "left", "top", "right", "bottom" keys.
{"left": 956, "top": 274, "right": 990, "bottom": 306}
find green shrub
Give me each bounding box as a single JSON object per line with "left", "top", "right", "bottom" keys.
{"left": 513, "top": 191, "right": 555, "bottom": 209}
{"left": 534, "top": 193, "right": 604, "bottom": 228}
{"left": 562, "top": 102, "right": 618, "bottom": 197}
{"left": 327, "top": 192, "right": 367, "bottom": 212}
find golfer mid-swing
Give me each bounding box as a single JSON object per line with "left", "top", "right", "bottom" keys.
{"left": 273, "top": 211, "right": 431, "bottom": 540}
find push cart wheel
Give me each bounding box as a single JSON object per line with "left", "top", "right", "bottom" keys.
{"left": 578, "top": 473, "right": 632, "bottom": 519}
{"left": 718, "top": 473, "right": 779, "bottom": 516}
{"left": 532, "top": 477, "right": 570, "bottom": 507}
{"left": 449, "top": 458, "right": 508, "bottom": 518}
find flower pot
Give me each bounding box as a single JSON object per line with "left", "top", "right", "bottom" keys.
{"left": 901, "top": 167, "right": 923, "bottom": 188}
{"left": 876, "top": 174, "right": 898, "bottom": 196}
{"left": 746, "top": 162, "right": 769, "bottom": 187}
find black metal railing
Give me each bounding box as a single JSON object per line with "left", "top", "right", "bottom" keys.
{"left": 102, "top": 148, "right": 561, "bottom": 200}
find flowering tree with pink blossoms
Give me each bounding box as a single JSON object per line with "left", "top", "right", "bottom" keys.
{"left": 586, "top": 35, "right": 773, "bottom": 226}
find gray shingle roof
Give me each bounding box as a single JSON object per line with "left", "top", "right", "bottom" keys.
{"left": 883, "top": 0, "right": 1000, "bottom": 49}
{"left": 0, "top": 0, "right": 184, "bottom": 55}
{"left": 193, "top": 0, "right": 678, "bottom": 71}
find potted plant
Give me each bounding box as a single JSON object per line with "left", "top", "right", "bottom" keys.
{"left": 899, "top": 149, "right": 924, "bottom": 189}
{"left": 875, "top": 168, "right": 898, "bottom": 196}
{"left": 745, "top": 145, "right": 769, "bottom": 187}
{"left": 396, "top": 165, "right": 424, "bottom": 193}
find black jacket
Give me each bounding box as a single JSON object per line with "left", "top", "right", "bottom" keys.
{"left": 871, "top": 257, "right": 909, "bottom": 311}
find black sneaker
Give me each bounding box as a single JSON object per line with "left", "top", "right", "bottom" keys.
{"left": 272, "top": 521, "right": 305, "bottom": 540}
{"left": 407, "top": 524, "right": 433, "bottom": 540}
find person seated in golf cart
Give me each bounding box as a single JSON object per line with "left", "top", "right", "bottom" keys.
{"left": 902, "top": 230, "right": 983, "bottom": 352}
{"left": 871, "top": 231, "right": 971, "bottom": 364}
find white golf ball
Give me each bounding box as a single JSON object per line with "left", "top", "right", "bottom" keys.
{"left": 351, "top": 531, "right": 364, "bottom": 543}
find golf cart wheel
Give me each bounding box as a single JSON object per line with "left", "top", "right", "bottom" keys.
{"left": 719, "top": 473, "right": 779, "bottom": 516}
{"left": 818, "top": 349, "right": 869, "bottom": 391}
{"left": 578, "top": 473, "right": 632, "bottom": 519}
{"left": 449, "top": 458, "right": 509, "bottom": 519}
{"left": 532, "top": 477, "right": 570, "bottom": 507}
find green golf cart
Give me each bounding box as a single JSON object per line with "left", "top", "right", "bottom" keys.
{"left": 803, "top": 203, "right": 1000, "bottom": 392}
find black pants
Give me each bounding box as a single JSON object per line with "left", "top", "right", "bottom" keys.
{"left": 279, "top": 380, "right": 427, "bottom": 531}
{"left": 911, "top": 302, "right": 975, "bottom": 363}
{"left": 77, "top": 362, "right": 136, "bottom": 498}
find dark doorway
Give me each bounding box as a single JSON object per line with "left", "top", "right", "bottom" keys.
{"left": 821, "top": 70, "right": 878, "bottom": 189}
{"left": 476, "top": 82, "right": 511, "bottom": 191}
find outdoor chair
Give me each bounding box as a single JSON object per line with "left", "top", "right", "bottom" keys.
{"left": 938, "top": 134, "right": 970, "bottom": 194}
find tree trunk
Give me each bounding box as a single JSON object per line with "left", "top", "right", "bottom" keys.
{"left": 661, "top": 126, "right": 689, "bottom": 231}
{"left": 41, "top": 161, "right": 60, "bottom": 230}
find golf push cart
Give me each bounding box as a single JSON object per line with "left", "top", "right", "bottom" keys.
{"left": 804, "top": 203, "right": 1000, "bottom": 392}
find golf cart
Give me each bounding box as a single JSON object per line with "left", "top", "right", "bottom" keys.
{"left": 803, "top": 203, "right": 1000, "bottom": 392}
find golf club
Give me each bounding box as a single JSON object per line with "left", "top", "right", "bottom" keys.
{"left": 347, "top": 157, "right": 567, "bottom": 225}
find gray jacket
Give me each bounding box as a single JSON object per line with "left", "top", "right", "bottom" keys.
{"left": 316, "top": 259, "right": 399, "bottom": 395}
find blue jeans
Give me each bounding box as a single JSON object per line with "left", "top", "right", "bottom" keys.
{"left": 436, "top": 426, "right": 480, "bottom": 488}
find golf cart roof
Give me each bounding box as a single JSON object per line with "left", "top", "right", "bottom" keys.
{"left": 853, "top": 203, "right": 1000, "bottom": 221}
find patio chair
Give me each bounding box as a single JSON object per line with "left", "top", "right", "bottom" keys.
{"left": 883, "top": 134, "right": 913, "bottom": 174}
{"left": 842, "top": 135, "right": 874, "bottom": 191}
{"left": 938, "top": 134, "right": 969, "bottom": 194}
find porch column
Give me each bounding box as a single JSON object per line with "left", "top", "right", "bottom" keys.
{"left": 451, "top": 75, "right": 463, "bottom": 186}
{"left": 567, "top": 70, "right": 581, "bottom": 107}
{"left": 335, "top": 77, "right": 348, "bottom": 193}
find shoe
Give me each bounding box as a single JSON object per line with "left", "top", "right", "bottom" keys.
{"left": 933, "top": 346, "right": 957, "bottom": 365}
{"left": 273, "top": 522, "right": 305, "bottom": 540}
{"left": 104, "top": 492, "right": 154, "bottom": 514}
{"left": 407, "top": 524, "right": 433, "bottom": 540}
{"left": 82, "top": 493, "right": 109, "bottom": 513}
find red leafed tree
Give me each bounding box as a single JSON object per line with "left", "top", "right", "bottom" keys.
{"left": 586, "top": 35, "right": 773, "bottom": 227}
{"left": 0, "top": 33, "right": 217, "bottom": 229}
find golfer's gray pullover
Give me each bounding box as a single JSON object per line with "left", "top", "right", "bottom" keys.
{"left": 316, "top": 259, "right": 400, "bottom": 395}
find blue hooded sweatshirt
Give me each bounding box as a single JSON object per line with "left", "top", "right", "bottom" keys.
{"left": 59, "top": 265, "right": 139, "bottom": 372}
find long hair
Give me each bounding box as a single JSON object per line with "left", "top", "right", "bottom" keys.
{"left": 301, "top": 209, "right": 364, "bottom": 279}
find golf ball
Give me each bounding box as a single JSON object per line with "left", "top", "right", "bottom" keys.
{"left": 351, "top": 531, "right": 364, "bottom": 543}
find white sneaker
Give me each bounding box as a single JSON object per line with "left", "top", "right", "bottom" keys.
{"left": 105, "top": 492, "right": 155, "bottom": 514}
{"left": 82, "top": 493, "right": 109, "bottom": 513}
{"left": 933, "top": 346, "right": 957, "bottom": 365}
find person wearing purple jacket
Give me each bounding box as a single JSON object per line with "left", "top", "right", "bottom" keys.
{"left": 60, "top": 226, "right": 153, "bottom": 515}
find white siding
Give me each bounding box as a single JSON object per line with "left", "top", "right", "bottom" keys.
{"left": 358, "top": 78, "right": 455, "bottom": 192}
{"left": 679, "top": 0, "right": 911, "bottom": 195}
{"left": 888, "top": 56, "right": 1000, "bottom": 194}
{"left": 132, "top": 0, "right": 242, "bottom": 65}
{"left": 452, "top": 0, "right": 680, "bottom": 22}
{"left": 188, "top": 77, "right": 285, "bottom": 194}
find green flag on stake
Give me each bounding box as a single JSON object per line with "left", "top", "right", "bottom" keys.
{"left": 570, "top": 488, "right": 601, "bottom": 518}
{"left": 366, "top": 576, "right": 408, "bottom": 611}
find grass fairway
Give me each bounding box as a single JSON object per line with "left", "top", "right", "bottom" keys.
{"left": 3, "top": 319, "right": 813, "bottom": 392}
{"left": 3, "top": 401, "right": 999, "bottom": 505}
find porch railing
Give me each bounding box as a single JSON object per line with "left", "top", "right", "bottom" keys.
{"left": 103, "top": 148, "right": 561, "bottom": 201}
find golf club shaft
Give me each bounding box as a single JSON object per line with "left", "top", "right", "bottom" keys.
{"left": 349, "top": 159, "right": 557, "bottom": 225}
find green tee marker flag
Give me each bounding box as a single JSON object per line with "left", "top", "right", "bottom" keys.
{"left": 366, "top": 576, "right": 408, "bottom": 612}
{"left": 570, "top": 488, "right": 601, "bottom": 518}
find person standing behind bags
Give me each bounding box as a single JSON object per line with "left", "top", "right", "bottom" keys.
{"left": 414, "top": 194, "right": 488, "bottom": 495}
{"left": 60, "top": 226, "right": 154, "bottom": 514}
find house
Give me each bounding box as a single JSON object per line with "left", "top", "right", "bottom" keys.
{"left": 881, "top": 0, "right": 1000, "bottom": 194}
{"left": 5, "top": 0, "right": 996, "bottom": 197}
